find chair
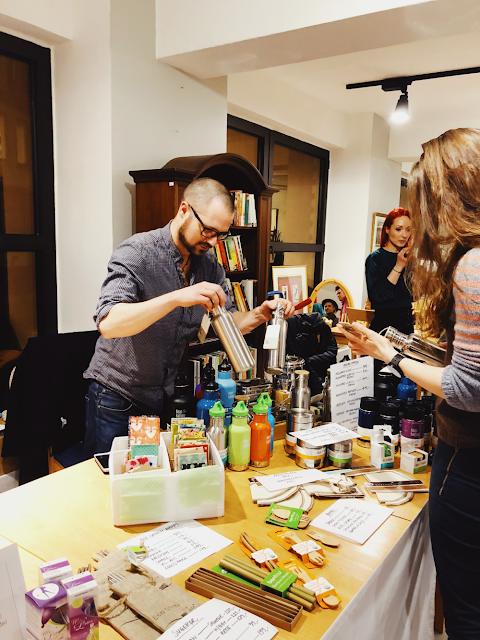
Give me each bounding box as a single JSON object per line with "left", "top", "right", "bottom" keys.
{"left": 346, "top": 307, "right": 375, "bottom": 327}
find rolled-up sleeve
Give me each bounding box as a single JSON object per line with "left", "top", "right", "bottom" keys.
{"left": 94, "top": 240, "right": 145, "bottom": 327}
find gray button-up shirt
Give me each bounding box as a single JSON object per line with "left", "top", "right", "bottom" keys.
{"left": 84, "top": 223, "right": 234, "bottom": 413}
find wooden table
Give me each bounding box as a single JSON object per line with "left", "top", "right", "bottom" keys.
{"left": 0, "top": 441, "right": 431, "bottom": 640}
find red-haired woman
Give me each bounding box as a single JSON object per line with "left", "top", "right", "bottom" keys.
{"left": 365, "top": 208, "right": 413, "bottom": 335}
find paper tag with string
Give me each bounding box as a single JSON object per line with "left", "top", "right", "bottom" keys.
{"left": 263, "top": 324, "right": 280, "bottom": 349}
{"left": 197, "top": 314, "right": 210, "bottom": 343}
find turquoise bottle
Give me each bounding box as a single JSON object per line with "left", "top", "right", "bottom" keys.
{"left": 259, "top": 392, "right": 275, "bottom": 457}
{"left": 216, "top": 359, "right": 236, "bottom": 428}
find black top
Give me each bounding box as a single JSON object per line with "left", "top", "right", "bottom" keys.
{"left": 365, "top": 248, "right": 412, "bottom": 310}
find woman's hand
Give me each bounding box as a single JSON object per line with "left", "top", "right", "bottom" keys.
{"left": 395, "top": 247, "right": 410, "bottom": 271}
{"left": 339, "top": 322, "right": 397, "bottom": 364}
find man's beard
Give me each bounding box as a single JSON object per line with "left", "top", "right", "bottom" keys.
{"left": 178, "top": 219, "right": 211, "bottom": 256}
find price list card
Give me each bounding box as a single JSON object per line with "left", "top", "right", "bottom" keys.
{"left": 158, "top": 598, "right": 277, "bottom": 640}
{"left": 331, "top": 356, "right": 374, "bottom": 430}
{"left": 118, "top": 521, "right": 232, "bottom": 578}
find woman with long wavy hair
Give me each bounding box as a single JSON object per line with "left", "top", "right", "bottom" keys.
{"left": 342, "top": 128, "right": 480, "bottom": 640}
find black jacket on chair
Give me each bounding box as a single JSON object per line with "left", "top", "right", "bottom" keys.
{"left": 2, "top": 331, "right": 99, "bottom": 484}
{"left": 286, "top": 313, "right": 338, "bottom": 396}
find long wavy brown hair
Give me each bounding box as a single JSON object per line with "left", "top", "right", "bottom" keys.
{"left": 408, "top": 128, "right": 480, "bottom": 337}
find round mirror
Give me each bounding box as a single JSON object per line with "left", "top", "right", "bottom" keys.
{"left": 307, "top": 279, "right": 354, "bottom": 322}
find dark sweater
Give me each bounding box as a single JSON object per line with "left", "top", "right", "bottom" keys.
{"left": 365, "top": 247, "right": 412, "bottom": 310}
{"left": 286, "top": 313, "right": 338, "bottom": 395}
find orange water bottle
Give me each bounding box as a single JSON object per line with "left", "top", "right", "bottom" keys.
{"left": 250, "top": 397, "right": 271, "bottom": 468}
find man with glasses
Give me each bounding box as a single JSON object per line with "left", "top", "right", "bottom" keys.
{"left": 84, "top": 177, "right": 294, "bottom": 456}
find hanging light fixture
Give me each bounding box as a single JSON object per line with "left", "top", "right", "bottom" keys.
{"left": 391, "top": 90, "right": 409, "bottom": 123}
{"left": 346, "top": 65, "right": 480, "bottom": 124}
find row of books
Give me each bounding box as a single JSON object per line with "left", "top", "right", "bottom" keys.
{"left": 214, "top": 235, "right": 248, "bottom": 272}
{"left": 230, "top": 191, "right": 257, "bottom": 227}
{"left": 225, "top": 278, "right": 258, "bottom": 313}
{"left": 188, "top": 347, "right": 258, "bottom": 395}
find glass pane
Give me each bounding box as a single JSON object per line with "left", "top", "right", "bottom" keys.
{"left": 0, "top": 55, "right": 35, "bottom": 234}
{"left": 271, "top": 145, "right": 320, "bottom": 243}
{"left": 0, "top": 252, "right": 37, "bottom": 350}
{"left": 227, "top": 128, "right": 259, "bottom": 168}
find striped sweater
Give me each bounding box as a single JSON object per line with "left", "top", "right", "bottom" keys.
{"left": 442, "top": 248, "right": 480, "bottom": 411}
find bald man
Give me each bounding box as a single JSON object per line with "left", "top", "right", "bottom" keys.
{"left": 84, "top": 177, "right": 293, "bottom": 456}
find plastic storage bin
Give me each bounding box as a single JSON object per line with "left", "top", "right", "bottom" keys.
{"left": 109, "top": 432, "right": 225, "bottom": 526}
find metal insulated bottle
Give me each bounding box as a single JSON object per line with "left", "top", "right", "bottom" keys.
{"left": 210, "top": 306, "right": 254, "bottom": 373}
{"left": 265, "top": 293, "right": 288, "bottom": 375}
{"left": 322, "top": 369, "right": 331, "bottom": 422}
{"left": 385, "top": 326, "right": 446, "bottom": 366}
{"left": 291, "top": 370, "right": 311, "bottom": 411}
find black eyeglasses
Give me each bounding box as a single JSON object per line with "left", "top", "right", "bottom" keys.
{"left": 187, "top": 203, "right": 231, "bottom": 241}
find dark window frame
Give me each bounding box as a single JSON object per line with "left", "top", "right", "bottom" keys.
{"left": 0, "top": 31, "right": 57, "bottom": 336}
{"left": 227, "top": 115, "right": 329, "bottom": 286}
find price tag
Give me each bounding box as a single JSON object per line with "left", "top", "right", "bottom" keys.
{"left": 263, "top": 324, "right": 280, "bottom": 349}
{"left": 197, "top": 313, "right": 211, "bottom": 343}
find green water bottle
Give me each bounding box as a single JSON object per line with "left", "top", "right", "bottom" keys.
{"left": 228, "top": 401, "right": 251, "bottom": 471}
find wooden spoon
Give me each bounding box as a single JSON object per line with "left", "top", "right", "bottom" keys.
{"left": 307, "top": 529, "right": 340, "bottom": 548}
{"left": 323, "top": 594, "right": 340, "bottom": 608}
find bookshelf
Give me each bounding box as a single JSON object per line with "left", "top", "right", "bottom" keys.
{"left": 129, "top": 153, "right": 276, "bottom": 373}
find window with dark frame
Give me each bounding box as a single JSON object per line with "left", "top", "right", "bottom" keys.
{"left": 0, "top": 31, "right": 56, "bottom": 351}
{"left": 227, "top": 115, "right": 329, "bottom": 295}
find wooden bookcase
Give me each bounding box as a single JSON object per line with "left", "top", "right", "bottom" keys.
{"left": 129, "top": 153, "right": 276, "bottom": 373}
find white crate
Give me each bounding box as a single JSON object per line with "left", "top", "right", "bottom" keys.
{"left": 109, "top": 433, "right": 225, "bottom": 526}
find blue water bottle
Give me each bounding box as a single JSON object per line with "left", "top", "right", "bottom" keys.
{"left": 196, "top": 378, "right": 220, "bottom": 427}
{"left": 259, "top": 392, "right": 275, "bottom": 457}
{"left": 216, "top": 359, "right": 236, "bottom": 427}
{"left": 397, "top": 377, "right": 417, "bottom": 401}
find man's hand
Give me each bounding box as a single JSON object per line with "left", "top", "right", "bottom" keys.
{"left": 257, "top": 299, "right": 295, "bottom": 323}
{"left": 176, "top": 281, "right": 226, "bottom": 312}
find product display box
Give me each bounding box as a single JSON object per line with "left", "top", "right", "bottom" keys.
{"left": 109, "top": 432, "right": 225, "bottom": 526}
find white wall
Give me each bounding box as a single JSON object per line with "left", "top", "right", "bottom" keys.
{"left": 323, "top": 113, "right": 401, "bottom": 307}
{"left": 110, "top": 0, "right": 228, "bottom": 247}
{"left": 0, "top": 0, "right": 72, "bottom": 43}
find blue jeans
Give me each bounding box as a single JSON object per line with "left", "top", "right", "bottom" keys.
{"left": 84, "top": 381, "right": 148, "bottom": 458}
{"left": 429, "top": 438, "right": 480, "bottom": 640}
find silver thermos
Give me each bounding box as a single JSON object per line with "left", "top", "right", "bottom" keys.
{"left": 265, "top": 291, "right": 288, "bottom": 375}
{"left": 210, "top": 306, "right": 254, "bottom": 373}
{"left": 290, "top": 370, "right": 311, "bottom": 410}
{"left": 384, "top": 326, "right": 446, "bottom": 367}
{"left": 207, "top": 401, "right": 228, "bottom": 466}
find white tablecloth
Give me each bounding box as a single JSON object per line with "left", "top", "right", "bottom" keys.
{"left": 322, "top": 503, "right": 435, "bottom": 640}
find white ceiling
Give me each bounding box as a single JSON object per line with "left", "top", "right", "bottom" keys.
{"left": 232, "top": 31, "right": 480, "bottom": 124}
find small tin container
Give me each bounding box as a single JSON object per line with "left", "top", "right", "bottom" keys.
{"left": 285, "top": 408, "right": 314, "bottom": 455}
{"left": 327, "top": 440, "right": 353, "bottom": 468}
{"left": 295, "top": 437, "right": 326, "bottom": 469}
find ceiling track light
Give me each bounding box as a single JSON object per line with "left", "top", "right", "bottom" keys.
{"left": 346, "top": 65, "right": 480, "bottom": 124}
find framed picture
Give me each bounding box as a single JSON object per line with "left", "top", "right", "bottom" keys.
{"left": 371, "top": 213, "right": 387, "bottom": 252}
{"left": 272, "top": 265, "right": 308, "bottom": 313}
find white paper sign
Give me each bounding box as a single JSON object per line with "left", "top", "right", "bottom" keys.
{"left": 0, "top": 544, "right": 27, "bottom": 640}
{"left": 310, "top": 498, "right": 392, "bottom": 545}
{"left": 331, "top": 357, "right": 374, "bottom": 430}
{"left": 156, "top": 598, "right": 278, "bottom": 640}
{"left": 290, "top": 422, "right": 358, "bottom": 448}
{"left": 255, "top": 469, "right": 326, "bottom": 492}
{"left": 118, "top": 521, "right": 232, "bottom": 578}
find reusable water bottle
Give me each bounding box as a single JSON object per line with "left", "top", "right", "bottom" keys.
{"left": 208, "top": 401, "right": 228, "bottom": 466}
{"left": 249, "top": 397, "right": 271, "bottom": 468}
{"left": 265, "top": 292, "right": 288, "bottom": 375}
{"left": 397, "top": 376, "right": 417, "bottom": 401}
{"left": 196, "top": 378, "right": 219, "bottom": 428}
{"left": 228, "top": 401, "right": 251, "bottom": 471}
{"left": 216, "top": 359, "right": 236, "bottom": 427}
{"left": 291, "top": 370, "right": 311, "bottom": 410}
{"left": 168, "top": 372, "right": 197, "bottom": 423}
{"left": 210, "top": 306, "right": 254, "bottom": 373}
{"left": 259, "top": 392, "right": 275, "bottom": 457}
{"left": 385, "top": 327, "right": 446, "bottom": 366}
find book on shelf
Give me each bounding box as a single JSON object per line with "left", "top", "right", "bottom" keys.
{"left": 232, "top": 282, "right": 248, "bottom": 312}
{"left": 215, "top": 235, "right": 248, "bottom": 272}
{"left": 230, "top": 190, "right": 257, "bottom": 227}
{"left": 240, "top": 279, "right": 257, "bottom": 311}
{"left": 188, "top": 347, "right": 256, "bottom": 394}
